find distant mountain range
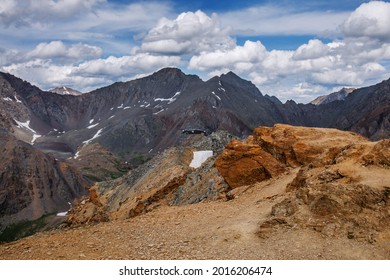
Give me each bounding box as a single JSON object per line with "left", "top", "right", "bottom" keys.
{"left": 1, "top": 67, "right": 390, "bottom": 238}
{"left": 310, "top": 87, "right": 356, "bottom": 105}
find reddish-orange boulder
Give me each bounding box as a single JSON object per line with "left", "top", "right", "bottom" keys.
{"left": 215, "top": 139, "right": 286, "bottom": 189}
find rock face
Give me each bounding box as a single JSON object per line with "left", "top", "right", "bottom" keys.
{"left": 215, "top": 139, "right": 286, "bottom": 189}
{"left": 0, "top": 130, "right": 88, "bottom": 233}
{"left": 251, "top": 125, "right": 367, "bottom": 166}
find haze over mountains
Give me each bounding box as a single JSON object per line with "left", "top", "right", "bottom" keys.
{"left": 1, "top": 67, "right": 390, "bottom": 248}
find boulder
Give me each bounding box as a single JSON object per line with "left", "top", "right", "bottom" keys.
{"left": 215, "top": 139, "right": 286, "bottom": 189}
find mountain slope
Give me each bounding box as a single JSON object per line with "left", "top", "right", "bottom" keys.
{"left": 0, "top": 75, "right": 90, "bottom": 240}
{"left": 0, "top": 130, "right": 88, "bottom": 239}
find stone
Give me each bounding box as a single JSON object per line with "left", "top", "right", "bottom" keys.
{"left": 215, "top": 140, "right": 286, "bottom": 189}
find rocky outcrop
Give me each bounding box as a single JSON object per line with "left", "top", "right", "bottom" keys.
{"left": 246, "top": 124, "right": 390, "bottom": 243}
{"left": 258, "top": 166, "right": 390, "bottom": 243}
{"left": 216, "top": 124, "right": 367, "bottom": 189}
{"left": 67, "top": 147, "right": 191, "bottom": 224}
{"left": 215, "top": 140, "right": 286, "bottom": 189}
{"left": 251, "top": 124, "right": 367, "bottom": 166}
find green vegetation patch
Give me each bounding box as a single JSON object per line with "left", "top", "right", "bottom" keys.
{"left": 0, "top": 213, "right": 59, "bottom": 243}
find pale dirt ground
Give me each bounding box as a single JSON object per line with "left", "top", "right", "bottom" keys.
{"left": 1, "top": 168, "right": 389, "bottom": 260}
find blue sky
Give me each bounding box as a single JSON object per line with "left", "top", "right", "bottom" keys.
{"left": 1, "top": 0, "right": 389, "bottom": 103}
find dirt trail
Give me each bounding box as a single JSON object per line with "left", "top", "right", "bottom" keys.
{"left": 1, "top": 168, "right": 389, "bottom": 260}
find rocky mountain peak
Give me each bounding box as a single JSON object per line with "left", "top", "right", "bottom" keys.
{"left": 49, "top": 86, "right": 82, "bottom": 96}
{"left": 149, "top": 67, "right": 187, "bottom": 81}
{"left": 310, "top": 87, "right": 356, "bottom": 105}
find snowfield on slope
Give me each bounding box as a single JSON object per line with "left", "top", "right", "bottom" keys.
{"left": 189, "top": 150, "right": 213, "bottom": 168}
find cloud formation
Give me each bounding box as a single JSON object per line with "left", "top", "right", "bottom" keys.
{"left": 342, "top": 1, "right": 390, "bottom": 40}
{"left": 27, "top": 41, "right": 103, "bottom": 60}
{"left": 1, "top": 1, "right": 390, "bottom": 103}
{"left": 140, "top": 10, "right": 234, "bottom": 55}
{"left": 0, "top": 0, "right": 104, "bottom": 27}
{"left": 218, "top": 5, "right": 350, "bottom": 36}
{"left": 187, "top": 2, "right": 390, "bottom": 101}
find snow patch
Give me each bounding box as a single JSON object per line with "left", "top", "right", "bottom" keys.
{"left": 123, "top": 106, "right": 131, "bottom": 109}
{"left": 153, "top": 108, "right": 165, "bottom": 115}
{"left": 56, "top": 211, "right": 68, "bottom": 217}
{"left": 218, "top": 87, "right": 226, "bottom": 92}
{"left": 89, "top": 119, "right": 94, "bottom": 124}
{"left": 189, "top": 150, "right": 213, "bottom": 168}
{"left": 212, "top": 91, "right": 221, "bottom": 101}
{"left": 140, "top": 103, "right": 151, "bottom": 108}
{"left": 14, "top": 95, "right": 22, "bottom": 103}
{"left": 31, "top": 134, "right": 41, "bottom": 144}
{"left": 57, "top": 202, "right": 72, "bottom": 217}
{"left": 2, "top": 97, "right": 13, "bottom": 102}
{"left": 154, "top": 91, "right": 181, "bottom": 104}
{"left": 74, "top": 150, "right": 80, "bottom": 159}
{"left": 117, "top": 103, "right": 124, "bottom": 109}
{"left": 110, "top": 107, "right": 114, "bottom": 110}
{"left": 82, "top": 128, "right": 103, "bottom": 144}
{"left": 108, "top": 115, "right": 115, "bottom": 120}
{"left": 87, "top": 123, "right": 99, "bottom": 129}
{"left": 15, "top": 119, "right": 37, "bottom": 133}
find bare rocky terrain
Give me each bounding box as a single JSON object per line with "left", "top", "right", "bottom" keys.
{"left": 1, "top": 124, "right": 389, "bottom": 260}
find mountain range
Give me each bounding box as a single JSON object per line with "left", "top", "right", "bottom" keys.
{"left": 1, "top": 67, "right": 390, "bottom": 243}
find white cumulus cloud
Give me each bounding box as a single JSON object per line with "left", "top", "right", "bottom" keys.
{"left": 140, "top": 10, "right": 235, "bottom": 55}
{"left": 27, "top": 41, "right": 103, "bottom": 60}
{"left": 189, "top": 40, "right": 267, "bottom": 71}
{"left": 187, "top": 2, "right": 390, "bottom": 102}
{"left": 342, "top": 1, "right": 390, "bottom": 40}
